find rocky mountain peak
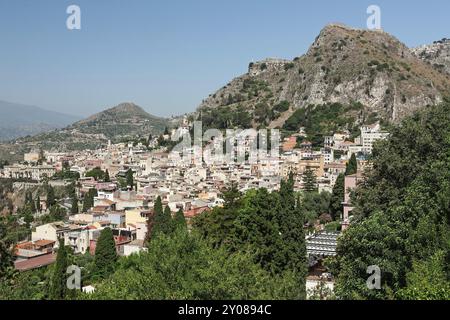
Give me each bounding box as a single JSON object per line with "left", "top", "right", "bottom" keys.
{"left": 198, "top": 24, "right": 450, "bottom": 128}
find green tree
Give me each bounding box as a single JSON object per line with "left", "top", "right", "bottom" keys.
{"left": 87, "top": 229, "right": 299, "bottom": 300}
{"left": 66, "top": 182, "right": 76, "bottom": 198}
{"left": 49, "top": 205, "right": 66, "bottom": 221}
{"left": 85, "top": 167, "right": 107, "bottom": 181}
{"left": 193, "top": 184, "right": 242, "bottom": 248}
{"left": 104, "top": 169, "right": 110, "bottom": 182}
{"left": 35, "top": 195, "right": 41, "bottom": 213}
{"left": 231, "top": 189, "right": 285, "bottom": 273}
{"left": 333, "top": 102, "right": 450, "bottom": 299}
{"left": 93, "top": 228, "right": 117, "bottom": 280}
{"left": 300, "top": 191, "right": 331, "bottom": 223}
{"left": 126, "top": 169, "right": 134, "bottom": 189}
{"left": 150, "top": 197, "right": 173, "bottom": 240}
{"left": 396, "top": 251, "right": 450, "bottom": 300}
{"left": 25, "top": 191, "right": 33, "bottom": 206}
{"left": 71, "top": 194, "right": 79, "bottom": 214}
{"left": 329, "top": 173, "right": 345, "bottom": 221}
{"left": 46, "top": 185, "right": 56, "bottom": 208}
{"left": 0, "top": 219, "right": 13, "bottom": 278}
{"left": 302, "top": 168, "right": 318, "bottom": 193}
{"left": 49, "top": 239, "right": 68, "bottom": 300}
{"left": 82, "top": 188, "right": 97, "bottom": 212}
{"left": 277, "top": 173, "right": 307, "bottom": 298}
{"left": 174, "top": 208, "right": 187, "bottom": 231}
{"left": 22, "top": 206, "right": 34, "bottom": 228}
{"left": 345, "top": 153, "right": 357, "bottom": 175}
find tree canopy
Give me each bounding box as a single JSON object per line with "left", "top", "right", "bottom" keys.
{"left": 332, "top": 102, "right": 450, "bottom": 299}
{"left": 93, "top": 228, "right": 118, "bottom": 280}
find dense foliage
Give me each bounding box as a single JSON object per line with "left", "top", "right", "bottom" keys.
{"left": 331, "top": 101, "right": 450, "bottom": 299}
{"left": 87, "top": 229, "right": 300, "bottom": 300}
{"left": 194, "top": 179, "right": 308, "bottom": 299}
{"left": 283, "top": 103, "right": 362, "bottom": 146}
{"left": 85, "top": 167, "right": 108, "bottom": 181}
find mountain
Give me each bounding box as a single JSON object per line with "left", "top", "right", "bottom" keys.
{"left": 68, "top": 102, "right": 167, "bottom": 138}
{"left": 0, "top": 103, "right": 168, "bottom": 160}
{"left": 412, "top": 38, "right": 450, "bottom": 75}
{"left": 0, "top": 100, "right": 81, "bottom": 141}
{"left": 198, "top": 24, "right": 450, "bottom": 129}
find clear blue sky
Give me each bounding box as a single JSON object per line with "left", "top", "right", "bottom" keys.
{"left": 0, "top": 0, "right": 449, "bottom": 117}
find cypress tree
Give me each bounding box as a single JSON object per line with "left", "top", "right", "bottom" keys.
{"left": 104, "top": 169, "right": 110, "bottom": 182}
{"left": 174, "top": 208, "right": 187, "bottom": 231}
{"left": 278, "top": 173, "right": 307, "bottom": 299}
{"left": 294, "top": 194, "right": 307, "bottom": 299}
{"left": 25, "top": 191, "right": 33, "bottom": 205}
{"left": 302, "top": 168, "right": 318, "bottom": 193}
{"left": 93, "top": 227, "right": 117, "bottom": 280}
{"left": 36, "top": 195, "right": 41, "bottom": 212}
{"left": 126, "top": 169, "right": 134, "bottom": 189}
{"left": 82, "top": 188, "right": 97, "bottom": 212}
{"left": 71, "top": 194, "right": 79, "bottom": 214}
{"left": 25, "top": 190, "right": 36, "bottom": 212}
{"left": 30, "top": 195, "right": 36, "bottom": 213}
{"left": 47, "top": 185, "right": 56, "bottom": 208}
{"left": 66, "top": 182, "right": 76, "bottom": 198}
{"left": 345, "top": 153, "right": 357, "bottom": 175}
{"left": 154, "top": 196, "right": 163, "bottom": 215}
{"left": 49, "top": 238, "right": 68, "bottom": 300}
{"left": 152, "top": 197, "right": 172, "bottom": 237}
{"left": 163, "top": 205, "right": 174, "bottom": 234}
{"left": 329, "top": 173, "right": 345, "bottom": 221}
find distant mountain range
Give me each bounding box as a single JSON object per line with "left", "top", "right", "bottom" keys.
{"left": 0, "top": 101, "right": 81, "bottom": 141}
{"left": 198, "top": 24, "right": 450, "bottom": 129}
{"left": 0, "top": 102, "right": 168, "bottom": 161}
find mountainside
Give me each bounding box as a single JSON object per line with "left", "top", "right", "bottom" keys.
{"left": 198, "top": 24, "right": 450, "bottom": 129}
{"left": 0, "top": 100, "right": 81, "bottom": 141}
{"left": 412, "top": 38, "right": 450, "bottom": 75}
{"left": 0, "top": 103, "right": 167, "bottom": 160}
{"left": 68, "top": 102, "right": 167, "bottom": 138}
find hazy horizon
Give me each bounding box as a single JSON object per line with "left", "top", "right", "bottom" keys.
{"left": 1, "top": 0, "right": 449, "bottom": 118}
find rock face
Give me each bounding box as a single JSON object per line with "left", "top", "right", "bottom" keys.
{"left": 198, "top": 24, "right": 450, "bottom": 127}
{"left": 412, "top": 38, "right": 450, "bottom": 75}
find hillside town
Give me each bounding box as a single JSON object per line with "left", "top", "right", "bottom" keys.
{"left": 0, "top": 119, "right": 388, "bottom": 294}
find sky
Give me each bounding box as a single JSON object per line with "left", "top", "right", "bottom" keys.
{"left": 0, "top": 0, "right": 449, "bottom": 118}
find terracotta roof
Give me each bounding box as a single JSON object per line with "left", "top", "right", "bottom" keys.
{"left": 96, "top": 221, "right": 110, "bottom": 225}
{"left": 14, "top": 253, "right": 56, "bottom": 272}
{"left": 99, "top": 199, "right": 115, "bottom": 205}
{"left": 34, "top": 239, "right": 56, "bottom": 247}
{"left": 184, "top": 206, "right": 210, "bottom": 218}
{"left": 92, "top": 205, "right": 110, "bottom": 211}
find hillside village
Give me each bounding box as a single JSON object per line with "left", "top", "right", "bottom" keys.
{"left": 0, "top": 116, "right": 389, "bottom": 294}
{"left": 1, "top": 19, "right": 449, "bottom": 301}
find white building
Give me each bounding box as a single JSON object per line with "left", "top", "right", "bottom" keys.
{"left": 360, "top": 123, "right": 389, "bottom": 153}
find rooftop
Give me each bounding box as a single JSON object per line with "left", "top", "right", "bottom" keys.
{"left": 14, "top": 253, "right": 56, "bottom": 272}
